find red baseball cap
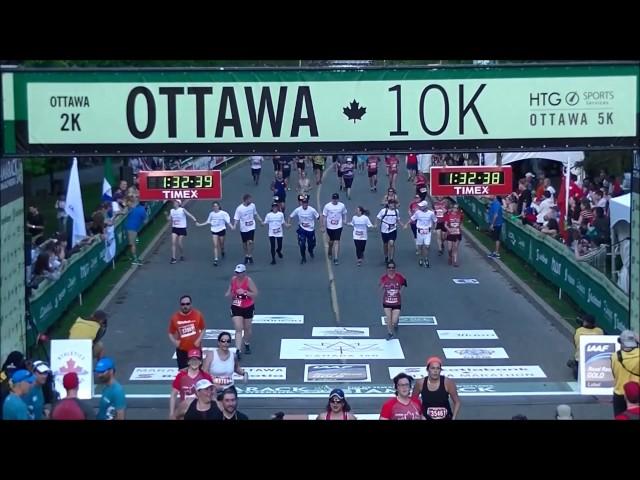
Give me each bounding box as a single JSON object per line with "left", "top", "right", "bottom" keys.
{"left": 188, "top": 348, "right": 202, "bottom": 359}
{"left": 63, "top": 372, "right": 79, "bottom": 390}
{"left": 623, "top": 381, "right": 640, "bottom": 404}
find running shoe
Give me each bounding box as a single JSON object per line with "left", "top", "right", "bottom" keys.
{"left": 170, "top": 258, "right": 177, "bottom": 264}
{"left": 270, "top": 259, "right": 276, "bottom": 265}
{"left": 277, "top": 251, "right": 283, "bottom": 259}
{"left": 180, "top": 256, "right": 185, "bottom": 262}
{"left": 425, "top": 259, "right": 430, "bottom": 268}
{"left": 213, "top": 259, "right": 219, "bottom": 267}
{"left": 418, "top": 259, "right": 424, "bottom": 266}
{"left": 386, "top": 332, "right": 394, "bottom": 341}
{"left": 221, "top": 250, "right": 225, "bottom": 258}
{"left": 248, "top": 257, "right": 254, "bottom": 264}
{"left": 333, "top": 258, "right": 339, "bottom": 266}
{"left": 300, "top": 257, "right": 307, "bottom": 264}
{"left": 309, "top": 250, "right": 315, "bottom": 259}
{"left": 132, "top": 259, "right": 143, "bottom": 266}
{"left": 244, "top": 344, "right": 252, "bottom": 355}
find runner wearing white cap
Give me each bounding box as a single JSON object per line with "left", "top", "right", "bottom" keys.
{"left": 405, "top": 200, "right": 437, "bottom": 267}
{"left": 225, "top": 264, "right": 258, "bottom": 357}
{"left": 183, "top": 379, "right": 221, "bottom": 420}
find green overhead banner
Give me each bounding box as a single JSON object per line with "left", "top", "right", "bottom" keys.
{"left": 2, "top": 65, "right": 638, "bottom": 156}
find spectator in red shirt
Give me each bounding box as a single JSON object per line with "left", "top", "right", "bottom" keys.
{"left": 50, "top": 372, "right": 95, "bottom": 420}
{"left": 615, "top": 381, "right": 640, "bottom": 420}
{"left": 169, "top": 349, "right": 213, "bottom": 420}
{"left": 168, "top": 295, "right": 206, "bottom": 369}
{"left": 379, "top": 373, "right": 424, "bottom": 420}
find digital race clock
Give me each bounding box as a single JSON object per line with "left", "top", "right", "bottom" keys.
{"left": 138, "top": 170, "right": 222, "bottom": 201}
{"left": 430, "top": 166, "right": 512, "bottom": 196}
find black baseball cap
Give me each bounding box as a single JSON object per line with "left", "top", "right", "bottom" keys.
{"left": 331, "top": 193, "right": 339, "bottom": 200}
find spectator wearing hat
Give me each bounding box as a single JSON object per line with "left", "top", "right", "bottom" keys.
{"left": 412, "top": 356, "right": 461, "bottom": 420}
{"left": 2, "top": 369, "right": 35, "bottom": 420}
{"left": 169, "top": 348, "right": 213, "bottom": 420}
{"left": 23, "top": 360, "right": 52, "bottom": 419}
{"left": 611, "top": 330, "right": 639, "bottom": 416}
{"left": 50, "top": 373, "right": 95, "bottom": 420}
{"left": 0, "top": 351, "right": 27, "bottom": 420}
{"left": 555, "top": 404, "right": 573, "bottom": 420}
{"left": 316, "top": 388, "right": 356, "bottom": 420}
{"left": 614, "top": 381, "right": 640, "bottom": 420}
{"left": 210, "top": 385, "right": 249, "bottom": 420}
{"left": 183, "top": 379, "right": 221, "bottom": 420}
{"left": 567, "top": 314, "right": 604, "bottom": 380}
{"left": 168, "top": 295, "right": 206, "bottom": 369}
{"left": 95, "top": 357, "right": 126, "bottom": 420}
{"left": 69, "top": 310, "right": 108, "bottom": 360}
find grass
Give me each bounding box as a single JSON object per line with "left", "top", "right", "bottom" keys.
{"left": 462, "top": 216, "right": 583, "bottom": 323}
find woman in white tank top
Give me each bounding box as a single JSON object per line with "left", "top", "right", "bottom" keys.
{"left": 167, "top": 199, "right": 197, "bottom": 264}
{"left": 203, "top": 331, "right": 247, "bottom": 401}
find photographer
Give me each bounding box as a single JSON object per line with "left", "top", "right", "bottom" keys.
{"left": 567, "top": 314, "right": 603, "bottom": 380}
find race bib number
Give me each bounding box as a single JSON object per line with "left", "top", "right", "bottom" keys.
{"left": 355, "top": 230, "right": 365, "bottom": 237}
{"left": 272, "top": 227, "right": 281, "bottom": 235}
{"left": 173, "top": 220, "right": 180, "bottom": 226}
{"left": 419, "top": 228, "right": 430, "bottom": 234}
{"left": 302, "top": 222, "right": 311, "bottom": 228}
{"left": 244, "top": 220, "right": 254, "bottom": 227}
{"left": 179, "top": 324, "right": 196, "bottom": 338}
{"left": 330, "top": 219, "right": 339, "bottom": 225}
{"left": 232, "top": 298, "right": 243, "bottom": 306}
{"left": 419, "top": 187, "right": 427, "bottom": 193}
{"left": 426, "top": 407, "right": 449, "bottom": 420}
{"left": 384, "top": 288, "right": 399, "bottom": 304}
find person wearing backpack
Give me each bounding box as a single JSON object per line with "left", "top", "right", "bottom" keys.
{"left": 50, "top": 372, "right": 95, "bottom": 420}
{"left": 611, "top": 330, "right": 639, "bottom": 417}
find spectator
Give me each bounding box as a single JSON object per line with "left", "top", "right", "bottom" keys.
{"left": 611, "top": 330, "right": 639, "bottom": 417}
{"left": 54, "top": 194, "right": 67, "bottom": 233}
{"left": 127, "top": 175, "right": 140, "bottom": 202}
{"left": 50, "top": 372, "right": 95, "bottom": 420}
{"left": 516, "top": 179, "right": 533, "bottom": 215}
{"left": 578, "top": 199, "right": 594, "bottom": 226}
{"left": 2, "top": 369, "right": 35, "bottom": 420}
{"left": 126, "top": 199, "right": 147, "bottom": 265}
{"left": 567, "top": 196, "right": 580, "bottom": 223}
{"left": 534, "top": 191, "right": 555, "bottom": 225}
{"left": 26, "top": 206, "right": 46, "bottom": 242}
{"left": 534, "top": 175, "right": 546, "bottom": 200}
{"left": 95, "top": 357, "right": 126, "bottom": 420}
{"left": 543, "top": 177, "right": 556, "bottom": 199}
{"left": 540, "top": 215, "right": 559, "bottom": 236}
{"left": 487, "top": 195, "right": 503, "bottom": 259}
{"left": 211, "top": 386, "right": 249, "bottom": 420}
{"left": 522, "top": 206, "right": 537, "bottom": 227}
{"left": 0, "top": 351, "right": 27, "bottom": 420}
{"left": 609, "top": 175, "right": 623, "bottom": 197}
{"left": 23, "top": 361, "right": 52, "bottom": 419}
{"left": 567, "top": 314, "right": 604, "bottom": 380}
{"left": 591, "top": 207, "right": 610, "bottom": 244}
{"left": 524, "top": 172, "right": 536, "bottom": 191}
{"left": 68, "top": 310, "right": 108, "bottom": 359}
{"left": 555, "top": 404, "right": 573, "bottom": 420}
{"left": 614, "top": 381, "right": 640, "bottom": 420}
{"left": 32, "top": 252, "right": 60, "bottom": 282}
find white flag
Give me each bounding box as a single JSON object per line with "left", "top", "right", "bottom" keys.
{"left": 65, "top": 158, "right": 87, "bottom": 246}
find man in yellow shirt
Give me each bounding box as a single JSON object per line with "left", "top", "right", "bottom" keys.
{"left": 611, "top": 330, "right": 639, "bottom": 417}
{"left": 68, "top": 310, "right": 108, "bottom": 359}
{"left": 567, "top": 314, "right": 604, "bottom": 380}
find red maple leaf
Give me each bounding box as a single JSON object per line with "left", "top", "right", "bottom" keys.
{"left": 59, "top": 358, "right": 86, "bottom": 375}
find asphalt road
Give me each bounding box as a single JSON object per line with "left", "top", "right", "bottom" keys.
{"left": 97, "top": 159, "right": 613, "bottom": 420}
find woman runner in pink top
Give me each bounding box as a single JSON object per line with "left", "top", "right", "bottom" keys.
{"left": 225, "top": 264, "right": 258, "bottom": 358}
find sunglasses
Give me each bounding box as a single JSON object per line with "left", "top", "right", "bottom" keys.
{"left": 181, "top": 302, "right": 191, "bottom": 306}
{"left": 330, "top": 398, "right": 344, "bottom": 404}
{"left": 219, "top": 339, "right": 231, "bottom": 343}
{"left": 387, "top": 267, "right": 396, "bottom": 270}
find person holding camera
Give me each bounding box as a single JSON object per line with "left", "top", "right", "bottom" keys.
{"left": 567, "top": 314, "right": 603, "bottom": 380}
{"left": 611, "top": 330, "right": 639, "bottom": 417}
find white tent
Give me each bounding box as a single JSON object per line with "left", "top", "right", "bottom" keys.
{"left": 609, "top": 193, "right": 631, "bottom": 294}
{"left": 483, "top": 151, "right": 585, "bottom": 167}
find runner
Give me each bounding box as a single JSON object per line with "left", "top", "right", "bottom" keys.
{"left": 415, "top": 170, "right": 428, "bottom": 200}
{"left": 380, "top": 187, "right": 400, "bottom": 208}
{"left": 340, "top": 157, "right": 355, "bottom": 200}
{"left": 168, "top": 295, "right": 206, "bottom": 369}
{"left": 385, "top": 154, "right": 400, "bottom": 190}
{"left": 167, "top": 199, "right": 197, "bottom": 264}
{"left": 321, "top": 193, "right": 348, "bottom": 265}
{"left": 196, "top": 201, "right": 233, "bottom": 267}
{"left": 210, "top": 386, "right": 249, "bottom": 420}
{"left": 405, "top": 200, "right": 437, "bottom": 268}
{"left": 271, "top": 171, "right": 287, "bottom": 214}
{"left": 412, "top": 356, "right": 461, "bottom": 420}
{"left": 262, "top": 202, "right": 287, "bottom": 265}
{"left": 95, "top": 357, "right": 126, "bottom": 420}
{"left": 406, "top": 152, "right": 418, "bottom": 182}
{"left": 203, "top": 331, "right": 247, "bottom": 402}
{"left": 408, "top": 194, "right": 421, "bottom": 255}
{"left": 315, "top": 388, "right": 357, "bottom": 420}
{"left": 225, "top": 264, "right": 258, "bottom": 357}
{"left": 376, "top": 198, "right": 400, "bottom": 264}
{"left": 357, "top": 154, "right": 368, "bottom": 174}
{"left": 296, "top": 155, "right": 307, "bottom": 178}
{"left": 289, "top": 195, "right": 320, "bottom": 264}
{"left": 249, "top": 155, "right": 263, "bottom": 186}
{"left": 272, "top": 155, "right": 280, "bottom": 172}
{"left": 182, "top": 379, "right": 220, "bottom": 420}
{"left": 297, "top": 170, "right": 312, "bottom": 198}
{"left": 367, "top": 155, "right": 380, "bottom": 192}
{"left": 433, "top": 197, "right": 449, "bottom": 255}
{"left": 232, "top": 194, "right": 263, "bottom": 265}
{"left": 169, "top": 349, "right": 213, "bottom": 420}
{"left": 379, "top": 261, "right": 407, "bottom": 340}
{"left": 312, "top": 155, "right": 325, "bottom": 185}
{"left": 379, "top": 373, "right": 424, "bottom": 420}
{"left": 443, "top": 202, "right": 464, "bottom": 267}
{"left": 334, "top": 155, "right": 345, "bottom": 191}
{"left": 347, "top": 206, "right": 374, "bottom": 266}
{"left": 279, "top": 155, "right": 293, "bottom": 190}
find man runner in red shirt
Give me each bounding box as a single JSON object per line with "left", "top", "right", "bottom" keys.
{"left": 168, "top": 295, "right": 206, "bottom": 369}
{"left": 379, "top": 261, "right": 407, "bottom": 340}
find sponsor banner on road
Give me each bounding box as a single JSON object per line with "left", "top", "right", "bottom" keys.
{"left": 579, "top": 335, "right": 620, "bottom": 395}
{"left": 442, "top": 347, "right": 509, "bottom": 359}
{"left": 304, "top": 364, "right": 371, "bottom": 382}
{"left": 252, "top": 315, "right": 304, "bottom": 324}
{"left": 172, "top": 347, "right": 236, "bottom": 360}
{"left": 280, "top": 339, "right": 404, "bottom": 360}
{"left": 204, "top": 329, "right": 236, "bottom": 340}
{"left": 130, "top": 366, "right": 285, "bottom": 381}
{"left": 380, "top": 316, "right": 437, "bottom": 326}
{"left": 437, "top": 329, "right": 498, "bottom": 340}
{"left": 453, "top": 278, "right": 479, "bottom": 284}
{"left": 312, "top": 327, "right": 370, "bottom": 337}
{"left": 389, "top": 365, "right": 547, "bottom": 379}
{"left": 236, "top": 384, "right": 396, "bottom": 398}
